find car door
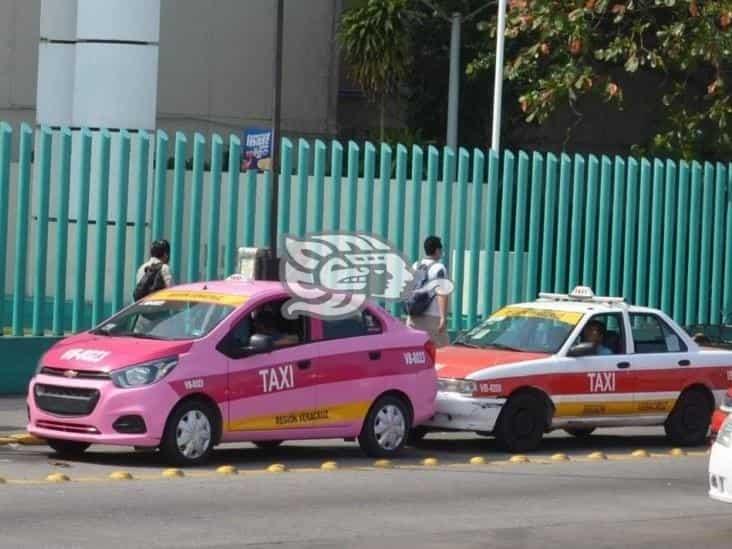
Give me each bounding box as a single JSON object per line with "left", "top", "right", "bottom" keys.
{"left": 220, "top": 297, "right": 321, "bottom": 435}
{"left": 629, "top": 312, "right": 690, "bottom": 416}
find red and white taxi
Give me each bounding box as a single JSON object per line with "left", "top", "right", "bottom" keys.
{"left": 422, "top": 287, "right": 732, "bottom": 452}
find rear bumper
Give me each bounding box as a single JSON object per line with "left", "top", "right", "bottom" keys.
{"left": 709, "top": 441, "right": 732, "bottom": 503}
{"left": 422, "top": 392, "right": 505, "bottom": 432}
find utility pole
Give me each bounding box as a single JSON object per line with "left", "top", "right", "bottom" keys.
{"left": 490, "top": 0, "right": 507, "bottom": 152}
{"left": 446, "top": 13, "right": 461, "bottom": 151}
{"left": 269, "top": 0, "right": 284, "bottom": 268}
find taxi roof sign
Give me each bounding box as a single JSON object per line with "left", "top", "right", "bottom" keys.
{"left": 538, "top": 286, "right": 626, "bottom": 305}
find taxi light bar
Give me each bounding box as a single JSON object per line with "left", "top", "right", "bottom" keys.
{"left": 538, "top": 286, "right": 626, "bottom": 305}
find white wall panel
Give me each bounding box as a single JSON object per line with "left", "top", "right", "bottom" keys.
{"left": 36, "top": 43, "right": 75, "bottom": 126}
{"left": 40, "top": 0, "right": 77, "bottom": 41}
{"left": 76, "top": 0, "right": 160, "bottom": 43}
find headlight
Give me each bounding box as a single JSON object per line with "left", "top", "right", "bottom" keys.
{"left": 437, "top": 378, "right": 477, "bottom": 395}
{"left": 111, "top": 357, "right": 178, "bottom": 389}
{"left": 717, "top": 416, "right": 732, "bottom": 448}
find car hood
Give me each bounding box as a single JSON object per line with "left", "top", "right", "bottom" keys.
{"left": 435, "top": 345, "right": 549, "bottom": 379}
{"left": 41, "top": 333, "right": 193, "bottom": 372}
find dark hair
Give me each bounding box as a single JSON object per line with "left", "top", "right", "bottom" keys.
{"left": 585, "top": 320, "right": 606, "bottom": 334}
{"left": 424, "top": 236, "right": 443, "bottom": 256}
{"left": 150, "top": 239, "right": 170, "bottom": 259}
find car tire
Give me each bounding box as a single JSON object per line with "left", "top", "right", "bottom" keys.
{"left": 358, "top": 395, "right": 411, "bottom": 458}
{"left": 253, "top": 440, "right": 284, "bottom": 449}
{"left": 564, "top": 427, "right": 596, "bottom": 438}
{"left": 47, "top": 439, "right": 91, "bottom": 457}
{"left": 494, "top": 393, "right": 547, "bottom": 453}
{"left": 664, "top": 388, "right": 713, "bottom": 446}
{"left": 159, "top": 399, "right": 218, "bottom": 466}
{"left": 406, "top": 426, "right": 428, "bottom": 446}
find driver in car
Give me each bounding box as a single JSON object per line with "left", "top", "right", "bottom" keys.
{"left": 251, "top": 309, "right": 299, "bottom": 349}
{"left": 582, "top": 320, "right": 613, "bottom": 355}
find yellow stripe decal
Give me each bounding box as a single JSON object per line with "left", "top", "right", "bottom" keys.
{"left": 147, "top": 290, "right": 247, "bottom": 307}
{"left": 492, "top": 307, "right": 583, "bottom": 325}
{"left": 555, "top": 399, "right": 677, "bottom": 417}
{"left": 226, "top": 401, "right": 371, "bottom": 431}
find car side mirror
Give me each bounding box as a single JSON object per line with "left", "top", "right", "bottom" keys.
{"left": 245, "top": 334, "right": 274, "bottom": 356}
{"left": 567, "top": 342, "right": 596, "bottom": 357}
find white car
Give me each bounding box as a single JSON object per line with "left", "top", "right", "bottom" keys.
{"left": 420, "top": 286, "right": 732, "bottom": 452}
{"left": 709, "top": 415, "right": 732, "bottom": 503}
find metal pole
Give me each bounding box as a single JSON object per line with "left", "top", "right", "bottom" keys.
{"left": 269, "top": 0, "right": 284, "bottom": 263}
{"left": 491, "top": 0, "right": 507, "bottom": 152}
{"left": 446, "top": 12, "right": 461, "bottom": 151}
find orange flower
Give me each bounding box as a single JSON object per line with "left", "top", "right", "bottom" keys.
{"left": 720, "top": 12, "right": 731, "bottom": 30}
{"left": 539, "top": 43, "right": 551, "bottom": 56}
{"left": 570, "top": 39, "right": 583, "bottom": 56}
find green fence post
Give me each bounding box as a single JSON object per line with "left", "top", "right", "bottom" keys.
{"left": 724, "top": 163, "right": 732, "bottom": 322}
{"left": 0, "top": 123, "right": 11, "bottom": 334}
{"left": 673, "top": 161, "right": 690, "bottom": 322}
{"left": 439, "top": 147, "right": 455, "bottom": 259}
{"left": 525, "top": 152, "right": 544, "bottom": 302}
{"left": 52, "top": 128, "right": 72, "bottom": 335}
{"left": 511, "top": 151, "right": 529, "bottom": 303}
{"left": 568, "top": 154, "right": 586, "bottom": 290}
{"left": 497, "top": 150, "right": 515, "bottom": 307}
{"left": 595, "top": 156, "right": 612, "bottom": 294}
{"left": 484, "top": 149, "right": 500, "bottom": 313}
{"left": 295, "top": 139, "right": 311, "bottom": 237}
{"left": 242, "top": 169, "right": 257, "bottom": 247}
{"left": 205, "top": 134, "right": 223, "bottom": 280}
{"left": 31, "top": 127, "right": 53, "bottom": 335}
{"left": 328, "top": 141, "right": 343, "bottom": 232}
{"left": 277, "top": 138, "right": 294, "bottom": 242}
{"left": 554, "top": 154, "right": 572, "bottom": 293}
{"left": 647, "top": 159, "right": 665, "bottom": 309}
{"left": 609, "top": 157, "right": 627, "bottom": 297}
{"left": 660, "top": 160, "right": 677, "bottom": 315}
{"left": 362, "top": 142, "right": 376, "bottom": 234}
{"left": 451, "top": 148, "right": 470, "bottom": 330}
{"left": 224, "top": 135, "right": 241, "bottom": 275}
{"left": 540, "top": 153, "right": 558, "bottom": 292}
{"left": 91, "top": 130, "right": 111, "bottom": 327}
{"left": 151, "top": 130, "right": 168, "bottom": 241}
{"left": 71, "top": 129, "right": 92, "bottom": 333}
{"left": 186, "top": 133, "right": 206, "bottom": 283}
{"left": 685, "top": 162, "right": 703, "bottom": 325}
{"left": 635, "top": 159, "right": 652, "bottom": 305}
{"left": 467, "top": 149, "right": 485, "bottom": 327}
{"left": 170, "top": 132, "right": 188, "bottom": 279}
{"left": 261, "top": 171, "right": 273, "bottom": 248}
{"left": 582, "top": 155, "right": 599, "bottom": 287}
{"left": 11, "top": 124, "right": 33, "bottom": 335}
{"left": 409, "top": 145, "right": 424, "bottom": 262}
{"left": 376, "top": 144, "right": 393, "bottom": 241}
{"left": 622, "top": 158, "right": 639, "bottom": 302}
{"left": 710, "top": 163, "right": 727, "bottom": 324}
{"left": 311, "top": 140, "right": 327, "bottom": 234}
{"left": 133, "top": 131, "right": 151, "bottom": 289}
{"left": 388, "top": 144, "right": 408, "bottom": 318}
{"left": 698, "top": 162, "right": 715, "bottom": 323}
{"left": 424, "top": 146, "right": 439, "bottom": 238}
{"left": 112, "top": 130, "right": 131, "bottom": 314}
{"left": 344, "top": 141, "right": 359, "bottom": 233}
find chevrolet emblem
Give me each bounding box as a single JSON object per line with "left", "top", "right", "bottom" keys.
{"left": 63, "top": 370, "right": 79, "bottom": 378}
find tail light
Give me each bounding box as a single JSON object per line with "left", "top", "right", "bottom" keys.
{"left": 425, "top": 340, "right": 437, "bottom": 364}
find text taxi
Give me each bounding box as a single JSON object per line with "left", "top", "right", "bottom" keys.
{"left": 421, "top": 286, "right": 732, "bottom": 452}
{"left": 26, "top": 280, "right": 437, "bottom": 465}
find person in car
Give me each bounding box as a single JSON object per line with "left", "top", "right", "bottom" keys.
{"left": 252, "top": 309, "right": 299, "bottom": 348}
{"left": 582, "top": 320, "right": 613, "bottom": 355}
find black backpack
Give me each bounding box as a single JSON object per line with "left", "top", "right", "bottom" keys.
{"left": 402, "top": 263, "right": 436, "bottom": 317}
{"left": 133, "top": 263, "right": 166, "bottom": 301}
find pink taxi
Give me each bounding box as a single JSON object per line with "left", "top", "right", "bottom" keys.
{"left": 26, "top": 280, "right": 437, "bottom": 465}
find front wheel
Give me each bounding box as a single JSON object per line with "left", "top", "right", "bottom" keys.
{"left": 494, "top": 393, "right": 547, "bottom": 453}
{"left": 358, "top": 395, "right": 411, "bottom": 458}
{"left": 159, "top": 400, "right": 217, "bottom": 466}
{"left": 47, "top": 439, "right": 90, "bottom": 457}
{"left": 665, "top": 388, "right": 713, "bottom": 446}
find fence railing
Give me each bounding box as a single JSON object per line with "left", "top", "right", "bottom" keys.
{"left": 0, "top": 120, "right": 730, "bottom": 336}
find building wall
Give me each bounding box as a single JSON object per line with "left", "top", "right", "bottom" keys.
{"left": 0, "top": 0, "right": 341, "bottom": 141}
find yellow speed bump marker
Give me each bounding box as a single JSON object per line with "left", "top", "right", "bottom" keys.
{"left": 421, "top": 457, "right": 439, "bottom": 467}
{"left": 631, "top": 449, "right": 650, "bottom": 458}
{"left": 0, "top": 437, "right": 14, "bottom": 445}
{"left": 216, "top": 465, "right": 238, "bottom": 476}
{"left": 320, "top": 461, "right": 339, "bottom": 471}
{"left": 0, "top": 476, "right": 5, "bottom": 484}
{"left": 587, "top": 451, "right": 607, "bottom": 460}
{"left": 469, "top": 456, "right": 487, "bottom": 465}
{"left": 109, "top": 471, "right": 133, "bottom": 481}
{"left": 373, "top": 459, "right": 393, "bottom": 469}
{"left": 46, "top": 472, "right": 70, "bottom": 483}
{"left": 551, "top": 453, "right": 570, "bottom": 462}
{"left": 162, "top": 468, "right": 184, "bottom": 478}
{"left": 266, "top": 463, "right": 287, "bottom": 473}
{"left": 509, "top": 455, "right": 529, "bottom": 464}
{"left": 10, "top": 434, "right": 46, "bottom": 446}
{"left": 669, "top": 448, "right": 686, "bottom": 457}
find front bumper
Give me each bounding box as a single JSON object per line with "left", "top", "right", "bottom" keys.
{"left": 709, "top": 441, "right": 732, "bottom": 503}
{"left": 422, "top": 391, "right": 505, "bottom": 432}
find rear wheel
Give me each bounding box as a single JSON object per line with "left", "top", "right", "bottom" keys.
{"left": 665, "top": 388, "right": 713, "bottom": 446}
{"left": 564, "top": 427, "right": 596, "bottom": 438}
{"left": 358, "top": 395, "right": 411, "bottom": 458}
{"left": 159, "top": 399, "right": 217, "bottom": 466}
{"left": 47, "top": 439, "right": 90, "bottom": 457}
{"left": 494, "top": 393, "right": 547, "bottom": 453}
{"left": 253, "top": 440, "right": 284, "bottom": 449}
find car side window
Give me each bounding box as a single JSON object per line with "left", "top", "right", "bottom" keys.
{"left": 229, "top": 299, "right": 309, "bottom": 352}
{"left": 630, "top": 313, "right": 687, "bottom": 354}
{"left": 321, "top": 309, "right": 382, "bottom": 340}
{"left": 575, "top": 312, "right": 625, "bottom": 355}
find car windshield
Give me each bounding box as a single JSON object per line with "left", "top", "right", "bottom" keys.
{"left": 92, "top": 299, "right": 235, "bottom": 341}
{"left": 455, "top": 306, "right": 583, "bottom": 354}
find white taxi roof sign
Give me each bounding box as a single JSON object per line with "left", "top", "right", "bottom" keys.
{"left": 538, "top": 286, "right": 626, "bottom": 305}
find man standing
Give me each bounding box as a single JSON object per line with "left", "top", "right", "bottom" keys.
{"left": 406, "top": 236, "right": 450, "bottom": 347}
{"left": 134, "top": 239, "right": 174, "bottom": 301}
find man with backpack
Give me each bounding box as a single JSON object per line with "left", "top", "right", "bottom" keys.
{"left": 134, "top": 239, "right": 174, "bottom": 301}
{"left": 404, "top": 236, "right": 450, "bottom": 347}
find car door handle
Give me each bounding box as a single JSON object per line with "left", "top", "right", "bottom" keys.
{"left": 369, "top": 351, "right": 381, "bottom": 361}
{"left": 616, "top": 361, "right": 631, "bottom": 369}
{"left": 678, "top": 359, "right": 691, "bottom": 366}
{"left": 297, "top": 360, "right": 311, "bottom": 370}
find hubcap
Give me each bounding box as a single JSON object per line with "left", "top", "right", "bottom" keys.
{"left": 176, "top": 410, "right": 212, "bottom": 459}
{"left": 374, "top": 404, "right": 406, "bottom": 451}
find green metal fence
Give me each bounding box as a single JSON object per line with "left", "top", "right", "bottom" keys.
{"left": 0, "top": 120, "right": 730, "bottom": 337}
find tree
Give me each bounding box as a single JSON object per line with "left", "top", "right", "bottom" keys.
{"left": 467, "top": 0, "right": 732, "bottom": 160}
{"left": 338, "top": 0, "right": 417, "bottom": 141}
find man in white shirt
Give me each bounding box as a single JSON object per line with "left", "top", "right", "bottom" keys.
{"left": 406, "top": 236, "right": 450, "bottom": 347}
{"left": 135, "top": 239, "right": 174, "bottom": 296}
